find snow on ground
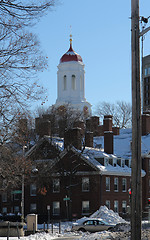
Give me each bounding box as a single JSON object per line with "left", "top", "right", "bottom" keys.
{"left": 1, "top": 206, "right": 149, "bottom": 240}
{"left": 90, "top": 205, "right": 127, "bottom": 224}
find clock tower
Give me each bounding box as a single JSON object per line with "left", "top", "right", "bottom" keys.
{"left": 55, "top": 35, "right": 92, "bottom": 115}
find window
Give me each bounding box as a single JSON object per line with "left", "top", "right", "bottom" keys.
{"left": 2, "top": 207, "right": 7, "bottom": 214}
{"left": 53, "top": 201, "right": 60, "bottom": 215}
{"left": 122, "top": 160, "right": 125, "bottom": 167}
{"left": 149, "top": 159, "right": 150, "bottom": 172}
{"left": 2, "top": 193, "right": 7, "bottom": 202}
{"left": 82, "top": 177, "right": 89, "bottom": 192}
{"left": 63, "top": 75, "right": 67, "bottom": 90}
{"left": 53, "top": 179, "right": 60, "bottom": 193}
{"left": 72, "top": 75, "right": 76, "bottom": 90}
{"left": 122, "top": 178, "right": 127, "bottom": 192}
{"left": 30, "top": 184, "right": 36, "bottom": 196}
{"left": 122, "top": 201, "right": 126, "bottom": 213}
{"left": 82, "top": 201, "right": 89, "bottom": 214}
{"left": 114, "top": 178, "right": 118, "bottom": 192}
{"left": 14, "top": 193, "right": 21, "bottom": 201}
{"left": 114, "top": 200, "right": 118, "bottom": 212}
{"left": 30, "top": 203, "right": 36, "bottom": 213}
{"left": 145, "top": 68, "right": 148, "bottom": 76}
{"left": 105, "top": 200, "right": 110, "bottom": 209}
{"left": 109, "top": 158, "right": 113, "bottom": 165}
{"left": 149, "top": 179, "right": 150, "bottom": 192}
{"left": 14, "top": 206, "right": 19, "bottom": 214}
{"left": 148, "top": 67, "right": 150, "bottom": 75}
{"left": 105, "top": 159, "right": 109, "bottom": 166}
{"left": 106, "top": 177, "right": 110, "bottom": 191}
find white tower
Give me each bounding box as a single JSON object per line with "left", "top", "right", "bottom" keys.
{"left": 55, "top": 35, "right": 92, "bottom": 115}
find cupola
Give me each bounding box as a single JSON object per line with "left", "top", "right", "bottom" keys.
{"left": 60, "top": 35, "right": 83, "bottom": 63}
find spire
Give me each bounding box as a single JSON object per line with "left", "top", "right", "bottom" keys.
{"left": 69, "top": 25, "right": 72, "bottom": 48}
{"left": 70, "top": 34, "right": 73, "bottom": 47}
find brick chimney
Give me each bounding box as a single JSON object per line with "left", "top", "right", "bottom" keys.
{"left": 85, "top": 131, "right": 93, "bottom": 148}
{"left": 142, "top": 112, "right": 150, "bottom": 136}
{"left": 103, "top": 115, "right": 113, "bottom": 154}
{"left": 86, "top": 116, "right": 100, "bottom": 136}
{"left": 103, "top": 115, "right": 112, "bottom": 132}
{"left": 104, "top": 131, "right": 113, "bottom": 154}
{"left": 64, "top": 128, "right": 82, "bottom": 150}
{"left": 35, "top": 118, "right": 51, "bottom": 138}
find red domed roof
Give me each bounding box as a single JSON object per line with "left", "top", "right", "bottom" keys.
{"left": 60, "top": 37, "right": 83, "bottom": 63}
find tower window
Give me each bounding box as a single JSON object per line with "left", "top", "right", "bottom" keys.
{"left": 63, "top": 75, "right": 67, "bottom": 90}
{"left": 72, "top": 75, "right": 76, "bottom": 90}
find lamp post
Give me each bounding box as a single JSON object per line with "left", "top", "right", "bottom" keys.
{"left": 21, "top": 145, "right": 27, "bottom": 223}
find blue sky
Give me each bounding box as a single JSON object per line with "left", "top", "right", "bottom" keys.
{"left": 33, "top": 0, "right": 150, "bottom": 112}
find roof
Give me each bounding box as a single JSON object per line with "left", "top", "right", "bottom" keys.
{"left": 26, "top": 128, "right": 149, "bottom": 177}
{"left": 94, "top": 128, "right": 150, "bottom": 159}
{"left": 60, "top": 36, "right": 83, "bottom": 63}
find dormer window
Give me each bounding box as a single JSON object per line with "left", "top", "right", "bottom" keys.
{"left": 72, "top": 75, "right": 76, "bottom": 90}
{"left": 105, "top": 159, "right": 109, "bottom": 166}
{"left": 122, "top": 160, "right": 125, "bottom": 168}
{"left": 109, "top": 158, "right": 113, "bottom": 166}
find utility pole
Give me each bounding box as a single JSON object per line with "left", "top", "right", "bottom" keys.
{"left": 131, "top": 0, "right": 142, "bottom": 239}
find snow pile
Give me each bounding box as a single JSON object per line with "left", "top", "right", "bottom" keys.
{"left": 90, "top": 205, "right": 127, "bottom": 224}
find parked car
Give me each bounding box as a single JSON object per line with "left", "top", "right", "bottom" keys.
{"left": 72, "top": 218, "right": 115, "bottom": 232}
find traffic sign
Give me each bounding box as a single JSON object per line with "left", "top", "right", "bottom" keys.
{"left": 11, "top": 190, "right": 22, "bottom": 194}
{"left": 63, "top": 197, "right": 70, "bottom": 201}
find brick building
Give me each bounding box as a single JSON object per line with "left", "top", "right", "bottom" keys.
{"left": 1, "top": 114, "right": 150, "bottom": 222}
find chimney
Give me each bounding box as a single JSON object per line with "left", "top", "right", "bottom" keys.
{"left": 85, "top": 131, "right": 93, "bottom": 148}
{"left": 103, "top": 115, "right": 113, "bottom": 154}
{"left": 104, "top": 131, "right": 113, "bottom": 154}
{"left": 73, "top": 120, "right": 85, "bottom": 137}
{"left": 103, "top": 115, "right": 112, "bottom": 132}
{"left": 142, "top": 112, "right": 150, "bottom": 136}
{"left": 35, "top": 117, "right": 51, "bottom": 138}
{"left": 64, "top": 128, "right": 82, "bottom": 150}
{"left": 112, "top": 127, "right": 120, "bottom": 135}
{"left": 86, "top": 116, "right": 100, "bottom": 136}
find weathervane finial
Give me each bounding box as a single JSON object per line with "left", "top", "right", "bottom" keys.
{"left": 70, "top": 25, "right": 72, "bottom": 46}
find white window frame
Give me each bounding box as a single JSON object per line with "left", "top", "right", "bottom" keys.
{"left": 106, "top": 177, "right": 110, "bottom": 191}
{"left": 114, "top": 178, "right": 118, "bottom": 192}
{"left": 122, "top": 200, "right": 127, "bottom": 213}
{"left": 53, "top": 201, "right": 60, "bottom": 216}
{"left": 82, "top": 177, "right": 89, "bottom": 192}
{"left": 82, "top": 201, "right": 90, "bottom": 215}
{"left": 114, "top": 200, "right": 119, "bottom": 213}
{"left": 122, "top": 178, "right": 127, "bottom": 192}
{"left": 105, "top": 200, "right": 110, "bottom": 209}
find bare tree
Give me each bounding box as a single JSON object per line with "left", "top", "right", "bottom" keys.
{"left": 36, "top": 104, "right": 87, "bottom": 137}
{"left": 0, "top": 0, "right": 56, "bottom": 142}
{"left": 95, "top": 101, "right": 132, "bottom": 128}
